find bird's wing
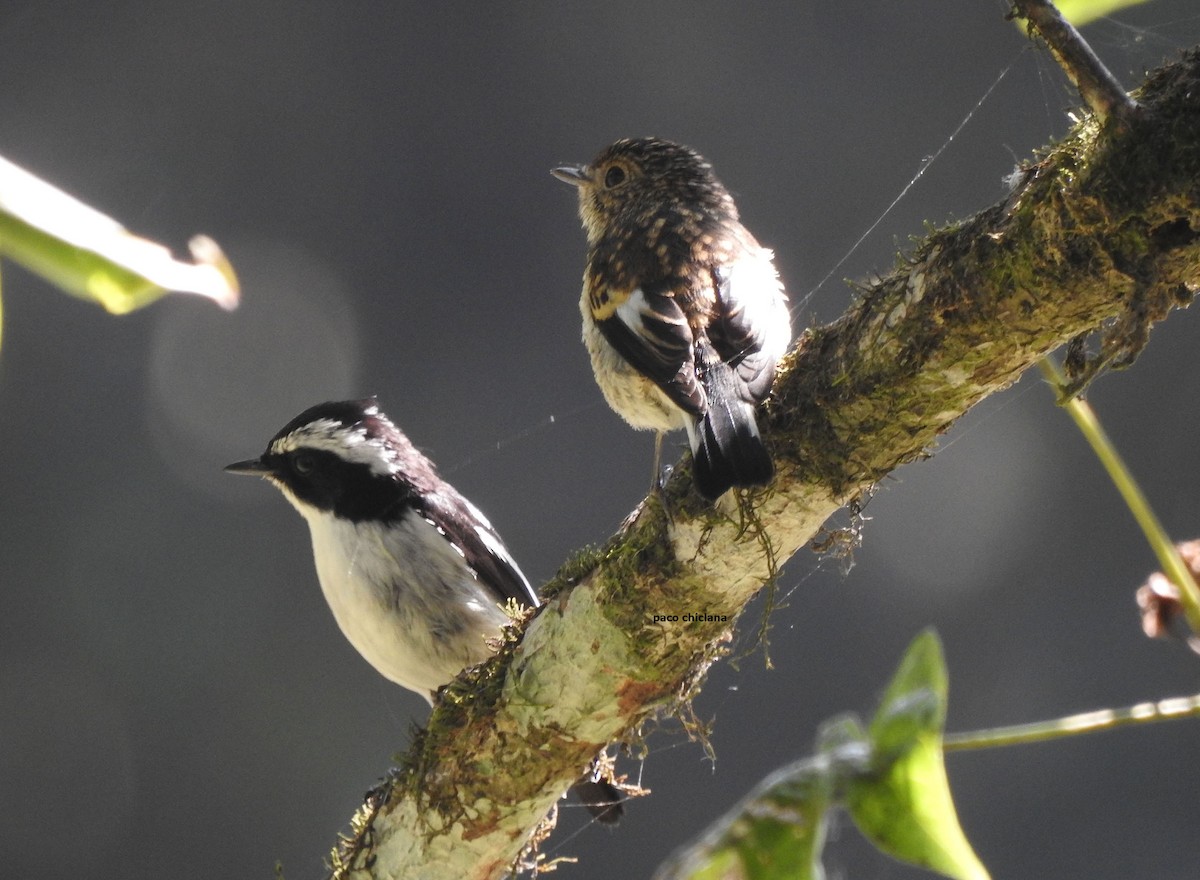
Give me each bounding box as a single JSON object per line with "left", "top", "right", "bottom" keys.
{"left": 709, "top": 256, "right": 789, "bottom": 402}
{"left": 594, "top": 279, "right": 706, "bottom": 415}
{"left": 419, "top": 491, "right": 540, "bottom": 609}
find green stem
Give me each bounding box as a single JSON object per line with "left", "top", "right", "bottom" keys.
{"left": 944, "top": 692, "right": 1200, "bottom": 751}
{"left": 1038, "top": 357, "right": 1200, "bottom": 635}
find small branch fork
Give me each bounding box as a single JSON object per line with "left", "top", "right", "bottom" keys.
{"left": 1010, "top": 0, "right": 1140, "bottom": 127}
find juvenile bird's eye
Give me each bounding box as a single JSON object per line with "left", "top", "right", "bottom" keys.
{"left": 292, "top": 452, "right": 316, "bottom": 475}
{"left": 603, "top": 165, "right": 626, "bottom": 188}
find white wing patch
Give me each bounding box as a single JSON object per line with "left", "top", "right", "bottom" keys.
{"left": 615, "top": 287, "right": 689, "bottom": 348}
{"left": 615, "top": 288, "right": 650, "bottom": 338}
{"left": 725, "top": 250, "right": 790, "bottom": 360}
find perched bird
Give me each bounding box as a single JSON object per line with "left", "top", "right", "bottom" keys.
{"left": 554, "top": 137, "right": 791, "bottom": 499}
{"left": 226, "top": 399, "right": 621, "bottom": 821}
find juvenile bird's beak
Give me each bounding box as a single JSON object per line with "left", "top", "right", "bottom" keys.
{"left": 551, "top": 165, "right": 589, "bottom": 186}
{"left": 224, "top": 458, "right": 274, "bottom": 477}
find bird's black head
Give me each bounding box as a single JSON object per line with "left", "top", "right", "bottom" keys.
{"left": 226, "top": 399, "right": 430, "bottom": 522}
{"left": 553, "top": 137, "right": 737, "bottom": 246}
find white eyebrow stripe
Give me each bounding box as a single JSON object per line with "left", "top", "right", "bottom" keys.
{"left": 270, "top": 418, "right": 401, "bottom": 477}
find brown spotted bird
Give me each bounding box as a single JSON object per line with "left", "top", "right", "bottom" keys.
{"left": 553, "top": 137, "right": 791, "bottom": 499}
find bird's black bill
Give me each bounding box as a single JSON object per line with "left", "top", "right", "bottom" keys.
{"left": 551, "top": 165, "right": 589, "bottom": 186}
{"left": 224, "top": 458, "right": 273, "bottom": 477}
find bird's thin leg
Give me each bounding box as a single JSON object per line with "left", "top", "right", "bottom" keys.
{"left": 651, "top": 432, "right": 665, "bottom": 494}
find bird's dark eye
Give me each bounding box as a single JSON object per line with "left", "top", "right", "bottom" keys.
{"left": 292, "top": 452, "right": 316, "bottom": 475}
{"left": 603, "top": 165, "right": 626, "bottom": 188}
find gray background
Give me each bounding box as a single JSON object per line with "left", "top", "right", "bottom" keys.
{"left": 2, "top": 3, "right": 1200, "bottom": 879}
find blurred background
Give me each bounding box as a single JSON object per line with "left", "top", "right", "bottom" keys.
{"left": 2, "top": 3, "right": 1199, "bottom": 878}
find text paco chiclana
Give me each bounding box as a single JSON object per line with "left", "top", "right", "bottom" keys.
{"left": 652, "top": 612, "right": 730, "bottom": 624}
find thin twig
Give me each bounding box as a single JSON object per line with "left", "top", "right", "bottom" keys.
{"left": 944, "top": 693, "right": 1200, "bottom": 751}
{"left": 1039, "top": 358, "right": 1200, "bottom": 637}
{"left": 1010, "top": 0, "right": 1139, "bottom": 126}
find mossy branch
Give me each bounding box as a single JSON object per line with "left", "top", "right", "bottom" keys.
{"left": 332, "top": 48, "right": 1200, "bottom": 880}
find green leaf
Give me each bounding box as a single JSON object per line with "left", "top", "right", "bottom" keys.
{"left": 0, "top": 155, "right": 238, "bottom": 320}
{"left": 846, "top": 630, "right": 989, "bottom": 880}
{"left": 654, "top": 713, "right": 879, "bottom": 880}
{"left": 652, "top": 753, "right": 844, "bottom": 880}
{"left": 652, "top": 631, "right": 987, "bottom": 880}
{"left": 1057, "top": 0, "right": 1150, "bottom": 27}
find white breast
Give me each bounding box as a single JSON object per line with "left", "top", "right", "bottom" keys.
{"left": 300, "top": 508, "right": 513, "bottom": 700}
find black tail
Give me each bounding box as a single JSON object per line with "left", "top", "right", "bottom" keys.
{"left": 570, "top": 778, "right": 624, "bottom": 825}
{"left": 690, "top": 357, "right": 774, "bottom": 499}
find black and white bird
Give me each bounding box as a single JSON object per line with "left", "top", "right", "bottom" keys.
{"left": 226, "top": 399, "right": 621, "bottom": 819}
{"left": 226, "top": 399, "right": 537, "bottom": 699}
